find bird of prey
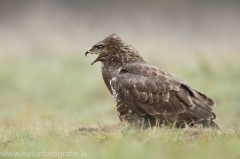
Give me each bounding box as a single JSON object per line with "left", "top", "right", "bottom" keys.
{"left": 85, "top": 34, "right": 219, "bottom": 129}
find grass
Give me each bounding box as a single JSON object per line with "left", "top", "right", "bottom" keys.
{"left": 0, "top": 52, "right": 240, "bottom": 159}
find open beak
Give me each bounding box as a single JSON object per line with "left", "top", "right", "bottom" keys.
{"left": 85, "top": 48, "right": 101, "bottom": 65}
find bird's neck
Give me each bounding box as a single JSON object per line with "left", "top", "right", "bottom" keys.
{"left": 101, "top": 62, "right": 115, "bottom": 94}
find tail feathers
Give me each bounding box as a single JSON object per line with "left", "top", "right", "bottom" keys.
{"left": 197, "top": 120, "right": 220, "bottom": 129}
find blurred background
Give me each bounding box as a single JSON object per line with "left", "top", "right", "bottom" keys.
{"left": 0, "top": 0, "right": 240, "bottom": 128}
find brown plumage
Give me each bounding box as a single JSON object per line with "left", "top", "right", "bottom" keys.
{"left": 85, "top": 34, "right": 219, "bottom": 129}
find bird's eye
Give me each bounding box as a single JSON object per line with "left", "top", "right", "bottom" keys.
{"left": 96, "top": 45, "right": 103, "bottom": 50}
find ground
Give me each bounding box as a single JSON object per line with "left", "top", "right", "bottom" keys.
{"left": 0, "top": 52, "right": 240, "bottom": 159}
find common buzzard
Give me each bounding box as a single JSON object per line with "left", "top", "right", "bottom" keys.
{"left": 85, "top": 34, "right": 219, "bottom": 129}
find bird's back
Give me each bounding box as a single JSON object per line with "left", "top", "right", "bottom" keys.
{"left": 108, "top": 62, "right": 218, "bottom": 128}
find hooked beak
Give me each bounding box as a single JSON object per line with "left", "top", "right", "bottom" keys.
{"left": 85, "top": 50, "right": 90, "bottom": 57}
{"left": 85, "top": 48, "right": 93, "bottom": 57}
{"left": 85, "top": 48, "right": 101, "bottom": 65}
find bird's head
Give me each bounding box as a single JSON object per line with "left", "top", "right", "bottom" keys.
{"left": 85, "top": 34, "right": 144, "bottom": 66}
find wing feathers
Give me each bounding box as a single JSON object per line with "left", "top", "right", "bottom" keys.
{"left": 191, "top": 97, "right": 213, "bottom": 112}
{"left": 115, "top": 63, "right": 216, "bottom": 123}
{"left": 153, "top": 94, "right": 160, "bottom": 103}
{"left": 139, "top": 92, "right": 148, "bottom": 102}
{"left": 182, "top": 83, "right": 216, "bottom": 107}
{"left": 176, "top": 88, "right": 193, "bottom": 105}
